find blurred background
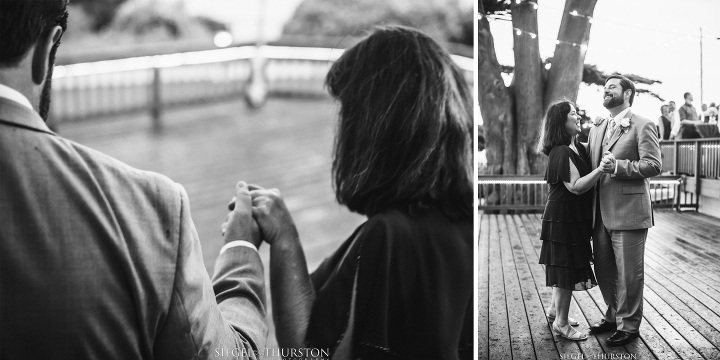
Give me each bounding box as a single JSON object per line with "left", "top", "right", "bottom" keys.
{"left": 50, "top": 0, "right": 474, "bottom": 348}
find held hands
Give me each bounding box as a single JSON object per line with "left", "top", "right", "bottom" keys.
{"left": 248, "top": 185, "right": 299, "bottom": 246}
{"left": 600, "top": 151, "right": 616, "bottom": 174}
{"left": 222, "top": 182, "right": 298, "bottom": 247}
{"left": 222, "top": 181, "right": 262, "bottom": 248}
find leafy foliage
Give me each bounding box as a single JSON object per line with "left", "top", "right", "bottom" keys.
{"left": 72, "top": 0, "right": 129, "bottom": 31}
{"left": 284, "top": 0, "right": 472, "bottom": 45}
{"left": 500, "top": 61, "right": 665, "bottom": 101}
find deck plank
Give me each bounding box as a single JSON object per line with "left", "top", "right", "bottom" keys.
{"left": 505, "top": 215, "right": 558, "bottom": 359}
{"left": 480, "top": 210, "right": 720, "bottom": 359}
{"left": 488, "top": 216, "right": 512, "bottom": 359}
{"left": 497, "top": 215, "right": 536, "bottom": 359}
{"left": 478, "top": 214, "right": 489, "bottom": 360}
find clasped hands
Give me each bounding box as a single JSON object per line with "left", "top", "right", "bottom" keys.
{"left": 221, "top": 181, "right": 297, "bottom": 249}
{"left": 600, "top": 151, "right": 616, "bottom": 174}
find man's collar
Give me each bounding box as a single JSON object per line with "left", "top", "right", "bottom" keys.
{"left": 0, "top": 83, "right": 33, "bottom": 110}
{"left": 0, "top": 97, "right": 53, "bottom": 135}
{"left": 610, "top": 107, "right": 631, "bottom": 121}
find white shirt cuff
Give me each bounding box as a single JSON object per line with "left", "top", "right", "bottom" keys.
{"left": 613, "top": 161, "right": 619, "bottom": 175}
{"left": 220, "top": 240, "right": 258, "bottom": 255}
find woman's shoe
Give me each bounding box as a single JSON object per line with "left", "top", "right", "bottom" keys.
{"left": 552, "top": 322, "right": 588, "bottom": 341}
{"left": 547, "top": 312, "right": 580, "bottom": 326}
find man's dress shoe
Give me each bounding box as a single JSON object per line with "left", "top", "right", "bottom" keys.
{"left": 607, "top": 330, "right": 639, "bottom": 347}
{"left": 589, "top": 319, "right": 616, "bottom": 334}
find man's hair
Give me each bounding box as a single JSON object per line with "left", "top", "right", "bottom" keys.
{"left": 669, "top": 101, "right": 676, "bottom": 105}
{"left": 0, "top": 0, "right": 69, "bottom": 67}
{"left": 537, "top": 99, "right": 575, "bottom": 156}
{"left": 326, "top": 25, "right": 473, "bottom": 220}
{"left": 605, "top": 74, "right": 636, "bottom": 106}
{"left": 660, "top": 105, "right": 668, "bottom": 112}
{"left": 684, "top": 92, "right": 692, "bottom": 100}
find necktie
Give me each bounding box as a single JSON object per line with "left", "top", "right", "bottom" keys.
{"left": 606, "top": 119, "right": 616, "bottom": 139}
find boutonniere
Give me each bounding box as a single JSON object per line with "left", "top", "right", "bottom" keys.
{"left": 593, "top": 116, "right": 606, "bottom": 127}
{"left": 619, "top": 117, "right": 631, "bottom": 133}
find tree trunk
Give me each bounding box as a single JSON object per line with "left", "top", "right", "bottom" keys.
{"left": 478, "top": 3, "right": 515, "bottom": 175}
{"left": 544, "top": 0, "right": 598, "bottom": 108}
{"left": 511, "top": 1, "right": 545, "bottom": 175}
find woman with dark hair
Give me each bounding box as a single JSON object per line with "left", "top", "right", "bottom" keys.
{"left": 537, "top": 99, "right": 603, "bottom": 341}
{"left": 245, "top": 26, "right": 473, "bottom": 359}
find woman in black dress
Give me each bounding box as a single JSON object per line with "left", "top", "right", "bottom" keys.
{"left": 246, "top": 26, "right": 473, "bottom": 359}
{"left": 537, "top": 99, "right": 604, "bottom": 341}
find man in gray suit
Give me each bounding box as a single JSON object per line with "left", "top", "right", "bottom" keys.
{"left": 587, "top": 74, "right": 661, "bottom": 346}
{"left": 0, "top": 1, "right": 267, "bottom": 358}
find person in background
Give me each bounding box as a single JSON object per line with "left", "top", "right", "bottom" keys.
{"left": 704, "top": 102, "right": 718, "bottom": 123}
{"left": 656, "top": 104, "right": 672, "bottom": 141}
{"left": 668, "top": 100, "right": 681, "bottom": 139}
{"left": 701, "top": 104, "right": 709, "bottom": 123}
{"left": 679, "top": 92, "right": 699, "bottom": 121}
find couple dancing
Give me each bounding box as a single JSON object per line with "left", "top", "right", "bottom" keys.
{"left": 538, "top": 75, "right": 662, "bottom": 346}
{"left": 0, "top": 1, "right": 472, "bottom": 359}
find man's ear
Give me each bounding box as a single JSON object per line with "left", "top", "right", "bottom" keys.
{"left": 31, "top": 26, "right": 63, "bottom": 85}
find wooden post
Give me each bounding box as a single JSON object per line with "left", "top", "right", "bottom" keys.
{"left": 695, "top": 140, "right": 702, "bottom": 196}
{"left": 673, "top": 140, "right": 679, "bottom": 175}
{"left": 151, "top": 67, "right": 162, "bottom": 132}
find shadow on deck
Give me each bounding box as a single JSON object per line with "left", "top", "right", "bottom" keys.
{"left": 478, "top": 210, "right": 720, "bottom": 359}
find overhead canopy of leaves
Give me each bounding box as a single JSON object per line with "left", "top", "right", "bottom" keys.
{"left": 108, "top": 0, "right": 217, "bottom": 40}
{"left": 72, "top": 0, "right": 129, "bottom": 31}
{"left": 283, "top": 0, "right": 472, "bottom": 46}
{"left": 481, "top": 0, "right": 511, "bottom": 16}
{"left": 500, "top": 60, "right": 665, "bottom": 101}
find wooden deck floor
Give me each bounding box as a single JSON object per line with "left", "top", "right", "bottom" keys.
{"left": 59, "top": 98, "right": 366, "bottom": 347}
{"left": 479, "top": 210, "right": 720, "bottom": 360}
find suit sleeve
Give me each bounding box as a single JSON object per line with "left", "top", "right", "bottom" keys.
{"left": 154, "top": 184, "right": 267, "bottom": 360}
{"left": 614, "top": 121, "right": 662, "bottom": 179}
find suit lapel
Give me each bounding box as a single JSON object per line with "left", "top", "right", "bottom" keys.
{"left": 594, "top": 119, "right": 610, "bottom": 166}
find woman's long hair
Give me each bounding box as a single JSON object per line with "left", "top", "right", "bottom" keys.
{"left": 326, "top": 26, "right": 473, "bottom": 220}
{"left": 537, "top": 99, "right": 576, "bottom": 156}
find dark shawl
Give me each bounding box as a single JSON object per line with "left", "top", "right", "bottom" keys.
{"left": 305, "top": 208, "right": 473, "bottom": 360}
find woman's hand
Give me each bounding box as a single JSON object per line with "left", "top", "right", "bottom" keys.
{"left": 249, "top": 185, "right": 299, "bottom": 246}
{"left": 221, "top": 181, "right": 262, "bottom": 248}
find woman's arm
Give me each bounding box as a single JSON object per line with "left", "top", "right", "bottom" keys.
{"left": 250, "top": 187, "right": 315, "bottom": 349}
{"left": 563, "top": 158, "right": 602, "bottom": 195}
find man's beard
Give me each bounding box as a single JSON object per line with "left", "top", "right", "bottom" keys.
{"left": 39, "top": 44, "right": 59, "bottom": 122}
{"left": 603, "top": 92, "right": 623, "bottom": 109}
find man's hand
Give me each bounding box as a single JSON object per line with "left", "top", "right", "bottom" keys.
{"left": 221, "top": 181, "right": 261, "bottom": 248}
{"left": 249, "top": 185, "right": 299, "bottom": 246}
{"left": 601, "top": 151, "right": 616, "bottom": 174}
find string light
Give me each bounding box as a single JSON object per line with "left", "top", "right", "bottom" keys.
{"left": 501, "top": 0, "right": 720, "bottom": 39}
{"left": 486, "top": 15, "right": 701, "bottom": 53}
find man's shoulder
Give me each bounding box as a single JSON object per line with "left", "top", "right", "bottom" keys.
{"left": 60, "top": 137, "right": 181, "bottom": 204}
{"left": 629, "top": 112, "right": 654, "bottom": 126}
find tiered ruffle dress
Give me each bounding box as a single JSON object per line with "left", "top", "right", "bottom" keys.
{"left": 539, "top": 144, "right": 597, "bottom": 291}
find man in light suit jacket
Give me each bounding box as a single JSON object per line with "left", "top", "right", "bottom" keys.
{"left": 0, "top": 1, "right": 267, "bottom": 358}
{"left": 587, "top": 74, "right": 661, "bottom": 346}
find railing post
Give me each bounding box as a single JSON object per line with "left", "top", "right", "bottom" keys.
{"left": 695, "top": 140, "right": 702, "bottom": 196}
{"left": 673, "top": 140, "right": 679, "bottom": 175}
{"left": 151, "top": 67, "right": 162, "bottom": 132}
